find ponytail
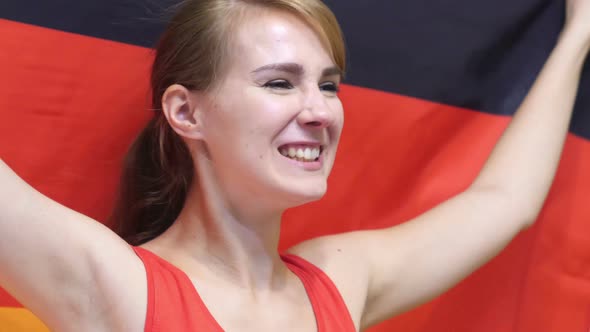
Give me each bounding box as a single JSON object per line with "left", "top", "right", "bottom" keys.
{"left": 111, "top": 115, "right": 194, "bottom": 245}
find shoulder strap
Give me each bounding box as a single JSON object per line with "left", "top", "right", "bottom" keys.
{"left": 132, "top": 246, "right": 224, "bottom": 332}
{"left": 281, "top": 254, "right": 356, "bottom": 332}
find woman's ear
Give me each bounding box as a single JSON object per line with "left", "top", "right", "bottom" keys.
{"left": 161, "top": 84, "right": 204, "bottom": 140}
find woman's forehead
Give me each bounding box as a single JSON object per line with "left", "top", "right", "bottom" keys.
{"left": 226, "top": 9, "right": 335, "bottom": 74}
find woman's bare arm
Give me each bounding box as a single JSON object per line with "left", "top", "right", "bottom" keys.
{"left": 0, "top": 160, "right": 146, "bottom": 331}
{"left": 361, "top": 10, "right": 590, "bottom": 327}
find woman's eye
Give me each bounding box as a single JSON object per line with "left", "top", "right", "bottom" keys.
{"left": 320, "top": 82, "right": 340, "bottom": 93}
{"left": 263, "top": 80, "right": 293, "bottom": 90}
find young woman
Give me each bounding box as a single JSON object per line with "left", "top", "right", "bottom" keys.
{"left": 1, "top": 0, "right": 589, "bottom": 331}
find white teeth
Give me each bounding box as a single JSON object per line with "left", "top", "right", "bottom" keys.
{"left": 279, "top": 146, "right": 322, "bottom": 162}
{"left": 311, "top": 148, "right": 320, "bottom": 159}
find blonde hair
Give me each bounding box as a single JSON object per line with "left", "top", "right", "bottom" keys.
{"left": 112, "top": 0, "right": 346, "bottom": 245}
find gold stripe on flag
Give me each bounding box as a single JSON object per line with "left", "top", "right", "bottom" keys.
{"left": 0, "top": 307, "right": 49, "bottom": 332}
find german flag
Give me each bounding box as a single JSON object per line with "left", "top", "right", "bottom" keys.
{"left": 1, "top": 1, "right": 589, "bottom": 331}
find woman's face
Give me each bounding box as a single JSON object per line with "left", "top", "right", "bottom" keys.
{"left": 198, "top": 9, "right": 344, "bottom": 209}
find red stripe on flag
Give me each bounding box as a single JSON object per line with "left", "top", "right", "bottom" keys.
{"left": 0, "top": 287, "right": 21, "bottom": 308}
{"left": 0, "top": 18, "right": 153, "bottom": 220}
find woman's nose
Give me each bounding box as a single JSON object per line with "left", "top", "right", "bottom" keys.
{"left": 296, "top": 90, "right": 337, "bottom": 129}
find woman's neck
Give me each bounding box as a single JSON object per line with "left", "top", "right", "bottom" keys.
{"left": 152, "top": 175, "right": 290, "bottom": 291}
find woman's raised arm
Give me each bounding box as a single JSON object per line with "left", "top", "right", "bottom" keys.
{"left": 362, "top": 6, "right": 590, "bottom": 326}
{"left": 0, "top": 159, "right": 146, "bottom": 331}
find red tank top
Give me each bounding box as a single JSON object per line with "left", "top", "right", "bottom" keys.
{"left": 132, "top": 246, "right": 356, "bottom": 332}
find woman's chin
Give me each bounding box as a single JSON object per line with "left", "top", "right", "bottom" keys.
{"left": 279, "top": 183, "right": 328, "bottom": 208}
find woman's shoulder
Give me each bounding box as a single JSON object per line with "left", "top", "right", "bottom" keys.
{"left": 286, "top": 232, "right": 373, "bottom": 324}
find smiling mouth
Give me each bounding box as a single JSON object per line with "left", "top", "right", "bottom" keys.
{"left": 278, "top": 145, "right": 323, "bottom": 162}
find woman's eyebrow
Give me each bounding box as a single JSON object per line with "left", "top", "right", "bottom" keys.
{"left": 251, "top": 63, "right": 342, "bottom": 79}
{"left": 251, "top": 62, "right": 304, "bottom": 76}
{"left": 322, "top": 66, "right": 343, "bottom": 79}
